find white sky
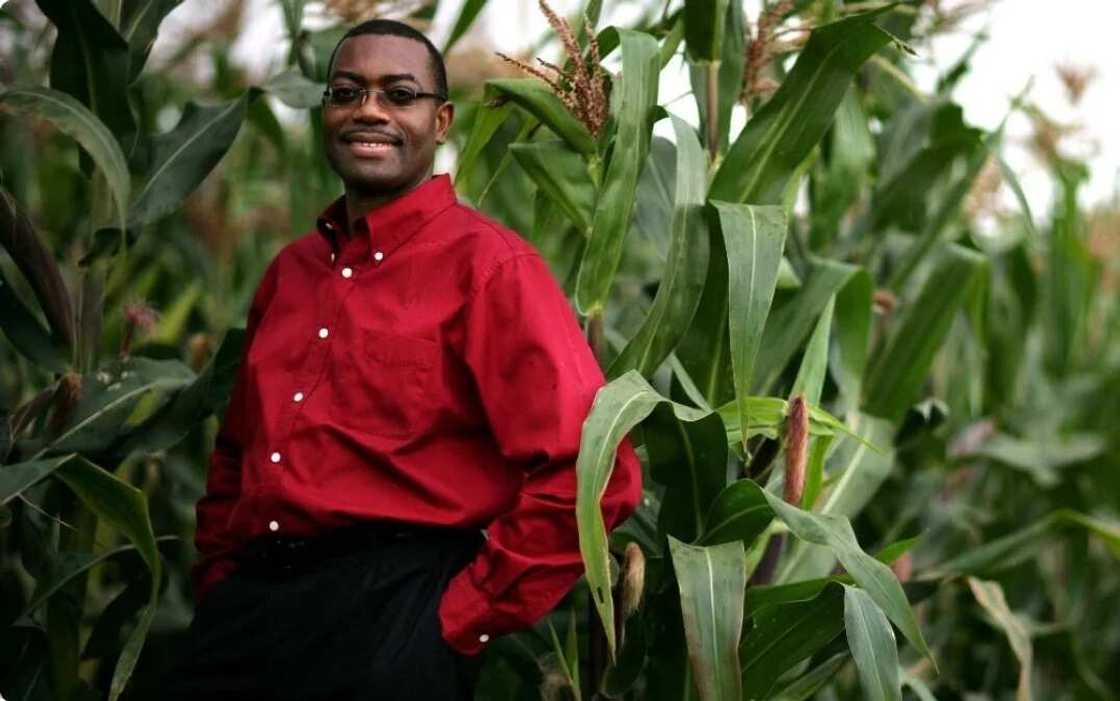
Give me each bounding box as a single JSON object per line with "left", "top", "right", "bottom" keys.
{"left": 153, "top": 0, "right": 1119, "bottom": 213}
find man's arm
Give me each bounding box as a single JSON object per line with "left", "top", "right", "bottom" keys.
{"left": 190, "top": 261, "right": 279, "bottom": 605}
{"left": 437, "top": 251, "right": 643, "bottom": 655}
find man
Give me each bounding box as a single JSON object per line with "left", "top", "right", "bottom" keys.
{"left": 164, "top": 18, "right": 642, "bottom": 700}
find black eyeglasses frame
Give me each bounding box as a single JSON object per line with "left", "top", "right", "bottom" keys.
{"left": 321, "top": 85, "right": 448, "bottom": 109}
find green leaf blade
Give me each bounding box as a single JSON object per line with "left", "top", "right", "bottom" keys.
{"left": 844, "top": 585, "right": 903, "bottom": 701}
{"left": 711, "top": 201, "right": 787, "bottom": 448}
{"left": 607, "top": 115, "right": 709, "bottom": 380}
{"left": 0, "top": 87, "right": 130, "bottom": 232}
{"left": 574, "top": 29, "right": 660, "bottom": 314}
{"left": 669, "top": 535, "right": 746, "bottom": 701}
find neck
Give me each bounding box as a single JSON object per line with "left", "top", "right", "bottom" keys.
{"left": 344, "top": 172, "right": 433, "bottom": 229}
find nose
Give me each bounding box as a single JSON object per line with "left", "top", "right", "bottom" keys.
{"left": 351, "top": 92, "right": 391, "bottom": 123}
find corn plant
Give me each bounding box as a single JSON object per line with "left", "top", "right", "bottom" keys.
{"left": 456, "top": 2, "right": 1119, "bottom": 699}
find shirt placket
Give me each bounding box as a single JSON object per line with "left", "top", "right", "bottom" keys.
{"left": 261, "top": 225, "right": 385, "bottom": 531}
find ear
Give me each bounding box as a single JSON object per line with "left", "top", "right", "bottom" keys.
{"left": 434, "top": 101, "right": 455, "bottom": 145}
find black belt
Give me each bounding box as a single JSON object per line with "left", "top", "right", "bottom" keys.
{"left": 232, "top": 520, "right": 475, "bottom": 577}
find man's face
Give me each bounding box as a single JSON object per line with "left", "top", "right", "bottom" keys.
{"left": 322, "top": 34, "right": 453, "bottom": 199}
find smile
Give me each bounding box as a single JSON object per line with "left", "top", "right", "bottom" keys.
{"left": 347, "top": 141, "right": 398, "bottom": 156}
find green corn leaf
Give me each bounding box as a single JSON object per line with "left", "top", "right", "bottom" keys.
{"left": 646, "top": 404, "right": 727, "bottom": 544}
{"left": 443, "top": 0, "right": 488, "bottom": 54}
{"left": 778, "top": 412, "right": 895, "bottom": 581}
{"left": 769, "top": 653, "right": 849, "bottom": 701}
{"left": 684, "top": 8, "right": 891, "bottom": 409}
{"left": 111, "top": 328, "right": 246, "bottom": 459}
{"left": 608, "top": 115, "right": 708, "bottom": 379}
{"left": 689, "top": 0, "right": 744, "bottom": 154}
{"left": 487, "top": 78, "right": 597, "bottom": 156}
{"left": 683, "top": 0, "right": 729, "bottom": 62}
{"left": 80, "top": 569, "right": 150, "bottom": 661}
{"left": 791, "top": 295, "right": 834, "bottom": 405}
{"left": 546, "top": 618, "right": 582, "bottom": 701}
{"left": 870, "top": 101, "right": 982, "bottom": 237}
{"left": 716, "top": 395, "right": 871, "bottom": 448}
{"left": 901, "top": 671, "right": 940, "bottom": 701}
{"left": 844, "top": 585, "right": 903, "bottom": 701}
{"left": 34, "top": 0, "right": 136, "bottom": 140}
{"left": 53, "top": 455, "right": 162, "bottom": 701}
{"left": 0, "top": 455, "right": 75, "bottom": 504}
{"left": 20, "top": 536, "right": 172, "bottom": 616}
{"left": 966, "top": 431, "right": 1106, "bottom": 488}
{"left": 997, "top": 152, "right": 1037, "bottom": 238}
{"left": 575, "top": 29, "right": 660, "bottom": 315}
{"left": 748, "top": 577, "right": 836, "bottom": 614}
{"left": 809, "top": 88, "right": 875, "bottom": 248}
{"left": 864, "top": 243, "right": 988, "bottom": 421}
{"left": 263, "top": 67, "right": 325, "bottom": 109}
{"left": 39, "top": 358, "right": 196, "bottom": 457}
{"left": 753, "top": 257, "right": 856, "bottom": 395}
{"left": 455, "top": 97, "right": 514, "bottom": 193}
{"left": 832, "top": 269, "right": 873, "bottom": 416}
{"left": 801, "top": 432, "right": 834, "bottom": 511}
{"left": 126, "top": 90, "right": 259, "bottom": 231}
{"left": 741, "top": 582, "right": 845, "bottom": 699}
{"left": 709, "top": 7, "right": 894, "bottom": 205}
{"left": 675, "top": 224, "right": 734, "bottom": 409}
{"left": 810, "top": 412, "right": 895, "bottom": 519}
{"left": 697, "top": 477, "right": 771, "bottom": 547}
{"left": 119, "top": 0, "right": 184, "bottom": 80}
{"left": 887, "top": 116, "right": 994, "bottom": 290}
{"left": 1044, "top": 167, "right": 1098, "bottom": 376}
{"left": 509, "top": 140, "right": 595, "bottom": 234}
{"left": 0, "top": 189, "right": 75, "bottom": 350}
{"left": 712, "top": 202, "right": 787, "bottom": 449}
{"left": 278, "top": 0, "right": 305, "bottom": 38}
{"left": 0, "top": 266, "right": 69, "bottom": 373}
{"left": 763, "top": 491, "right": 935, "bottom": 666}
{"left": 0, "top": 87, "right": 130, "bottom": 233}
{"left": 576, "top": 370, "right": 710, "bottom": 663}
{"left": 967, "top": 578, "right": 1033, "bottom": 701}
{"left": 929, "top": 510, "right": 1120, "bottom": 576}
{"left": 668, "top": 535, "right": 746, "bottom": 701}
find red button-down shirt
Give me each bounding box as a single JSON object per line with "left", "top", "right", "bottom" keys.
{"left": 191, "top": 174, "right": 642, "bottom": 655}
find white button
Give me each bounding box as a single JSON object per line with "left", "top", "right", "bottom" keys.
{"left": 318, "top": 327, "right": 329, "bottom": 339}
{"left": 330, "top": 252, "right": 336, "bottom": 262}
{"left": 293, "top": 391, "right": 305, "bottom": 402}
{"left": 268, "top": 520, "right": 280, "bottom": 532}
{"left": 270, "top": 451, "right": 281, "bottom": 463}
{"left": 478, "top": 634, "right": 490, "bottom": 643}
{"left": 341, "top": 266, "right": 353, "bottom": 278}
{"left": 373, "top": 250, "right": 384, "bottom": 262}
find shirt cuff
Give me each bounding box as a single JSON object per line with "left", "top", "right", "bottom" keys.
{"left": 436, "top": 567, "right": 496, "bottom": 656}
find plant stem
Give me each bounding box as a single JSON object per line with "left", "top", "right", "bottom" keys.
{"left": 587, "top": 310, "right": 605, "bottom": 366}
{"left": 705, "top": 62, "right": 720, "bottom": 161}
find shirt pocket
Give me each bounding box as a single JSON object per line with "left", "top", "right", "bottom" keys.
{"left": 331, "top": 330, "right": 440, "bottom": 439}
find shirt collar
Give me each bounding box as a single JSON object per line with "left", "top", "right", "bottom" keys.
{"left": 315, "top": 173, "right": 457, "bottom": 263}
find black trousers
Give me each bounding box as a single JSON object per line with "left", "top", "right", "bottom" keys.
{"left": 163, "top": 522, "right": 488, "bottom": 700}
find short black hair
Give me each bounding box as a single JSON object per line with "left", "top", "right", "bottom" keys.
{"left": 326, "top": 19, "right": 448, "bottom": 99}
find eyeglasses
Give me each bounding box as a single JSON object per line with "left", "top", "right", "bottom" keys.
{"left": 322, "top": 85, "right": 447, "bottom": 109}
